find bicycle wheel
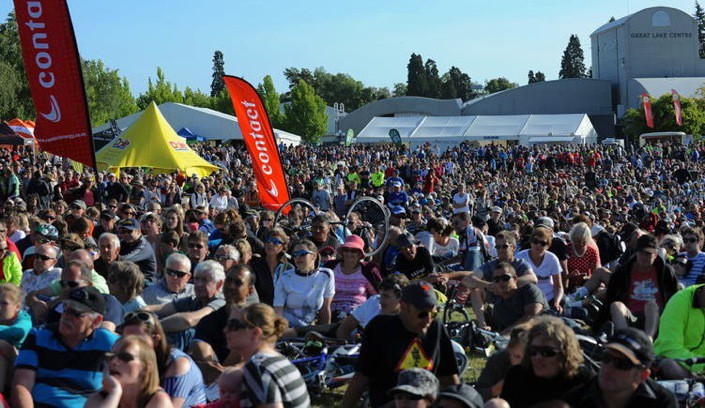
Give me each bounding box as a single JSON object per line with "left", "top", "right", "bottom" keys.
{"left": 274, "top": 198, "right": 318, "bottom": 241}
{"left": 345, "top": 196, "right": 390, "bottom": 258}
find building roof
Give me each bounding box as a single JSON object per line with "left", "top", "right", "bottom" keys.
{"left": 632, "top": 77, "right": 705, "bottom": 99}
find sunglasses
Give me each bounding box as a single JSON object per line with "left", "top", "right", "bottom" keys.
{"left": 495, "top": 244, "right": 511, "bottom": 250}
{"left": 416, "top": 308, "right": 438, "bottom": 319}
{"left": 35, "top": 254, "right": 55, "bottom": 261}
{"left": 264, "top": 237, "right": 285, "bottom": 245}
{"left": 188, "top": 243, "right": 205, "bottom": 249}
{"left": 59, "top": 280, "right": 82, "bottom": 288}
{"left": 108, "top": 205, "right": 117, "bottom": 209}
{"left": 105, "top": 351, "right": 137, "bottom": 363}
{"left": 601, "top": 352, "right": 640, "bottom": 370}
{"left": 262, "top": 218, "right": 274, "bottom": 222}
{"left": 493, "top": 274, "right": 514, "bottom": 283}
{"left": 531, "top": 239, "right": 548, "bottom": 246}
{"left": 43, "top": 216, "right": 56, "bottom": 221}
{"left": 124, "top": 311, "right": 154, "bottom": 325}
{"left": 214, "top": 254, "right": 234, "bottom": 261}
{"left": 684, "top": 238, "right": 699, "bottom": 244}
{"left": 529, "top": 345, "right": 560, "bottom": 358}
{"left": 165, "top": 268, "right": 189, "bottom": 278}
{"left": 292, "top": 250, "right": 314, "bottom": 258}
{"left": 226, "top": 318, "right": 251, "bottom": 331}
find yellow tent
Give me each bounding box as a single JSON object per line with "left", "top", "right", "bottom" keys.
{"left": 96, "top": 102, "right": 221, "bottom": 177}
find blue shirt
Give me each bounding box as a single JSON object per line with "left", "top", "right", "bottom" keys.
{"left": 16, "top": 327, "right": 119, "bottom": 407}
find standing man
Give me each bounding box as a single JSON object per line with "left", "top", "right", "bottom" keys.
{"left": 342, "top": 281, "right": 459, "bottom": 408}
{"left": 12, "top": 287, "right": 119, "bottom": 407}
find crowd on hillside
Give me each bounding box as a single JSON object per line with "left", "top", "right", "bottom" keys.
{"left": 0, "top": 139, "right": 703, "bottom": 407}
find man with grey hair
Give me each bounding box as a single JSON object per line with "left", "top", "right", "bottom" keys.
{"left": 95, "top": 232, "right": 121, "bottom": 280}
{"left": 213, "top": 244, "right": 240, "bottom": 273}
{"left": 142, "top": 252, "right": 195, "bottom": 305}
{"left": 146, "top": 260, "right": 225, "bottom": 350}
{"left": 20, "top": 244, "right": 61, "bottom": 296}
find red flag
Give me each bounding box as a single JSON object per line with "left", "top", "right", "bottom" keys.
{"left": 672, "top": 89, "right": 683, "bottom": 126}
{"left": 641, "top": 93, "right": 654, "bottom": 128}
{"left": 223, "top": 76, "right": 290, "bottom": 211}
{"left": 13, "top": 0, "right": 96, "bottom": 168}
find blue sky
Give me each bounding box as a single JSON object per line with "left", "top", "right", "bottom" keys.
{"left": 1, "top": 1, "right": 696, "bottom": 98}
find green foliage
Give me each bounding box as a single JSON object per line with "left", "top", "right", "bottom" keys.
{"left": 424, "top": 59, "right": 441, "bottom": 98}
{"left": 210, "top": 50, "right": 225, "bottom": 97}
{"left": 484, "top": 77, "right": 518, "bottom": 94}
{"left": 406, "top": 53, "right": 428, "bottom": 97}
{"left": 528, "top": 70, "right": 546, "bottom": 84}
{"left": 257, "top": 75, "right": 283, "bottom": 127}
{"left": 392, "top": 83, "right": 407, "bottom": 97}
{"left": 82, "top": 59, "right": 138, "bottom": 127}
{"left": 559, "top": 34, "right": 587, "bottom": 79}
{"left": 183, "top": 87, "right": 211, "bottom": 108}
{"left": 136, "top": 67, "right": 184, "bottom": 110}
{"left": 442, "top": 66, "right": 474, "bottom": 101}
{"left": 0, "top": 11, "right": 33, "bottom": 119}
{"left": 695, "top": 2, "right": 705, "bottom": 58}
{"left": 209, "top": 91, "right": 234, "bottom": 115}
{"left": 620, "top": 93, "right": 705, "bottom": 141}
{"left": 282, "top": 80, "right": 327, "bottom": 143}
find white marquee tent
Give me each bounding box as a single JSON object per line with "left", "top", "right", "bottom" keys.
{"left": 93, "top": 102, "right": 302, "bottom": 146}
{"left": 356, "top": 114, "right": 598, "bottom": 148}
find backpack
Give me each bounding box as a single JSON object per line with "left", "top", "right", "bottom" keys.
{"left": 594, "top": 231, "right": 624, "bottom": 265}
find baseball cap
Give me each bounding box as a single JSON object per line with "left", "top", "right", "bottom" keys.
{"left": 116, "top": 218, "right": 140, "bottom": 231}
{"left": 392, "top": 181, "right": 402, "bottom": 188}
{"left": 390, "top": 206, "right": 407, "bottom": 216}
{"left": 437, "top": 384, "right": 484, "bottom": 408}
{"left": 396, "top": 232, "right": 416, "bottom": 248}
{"left": 635, "top": 234, "right": 658, "bottom": 254}
{"left": 63, "top": 287, "right": 106, "bottom": 315}
{"left": 604, "top": 327, "right": 653, "bottom": 366}
{"left": 388, "top": 368, "right": 438, "bottom": 399}
{"left": 70, "top": 200, "right": 87, "bottom": 210}
{"left": 35, "top": 224, "right": 59, "bottom": 241}
{"left": 401, "top": 281, "right": 438, "bottom": 310}
{"left": 491, "top": 206, "right": 503, "bottom": 214}
{"left": 534, "top": 216, "right": 555, "bottom": 229}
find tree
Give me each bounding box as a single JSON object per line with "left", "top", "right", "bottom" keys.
{"left": 609, "top": 16, "right": 616, "bottom": 22}
{"left": 439, "top": 66, "right": 473, "bottom": 100}
{"left": 281, "top": 67, "right": 387, "bottom": 110}
{"left": 559, "top": 34, "right": 587, "bottom": 79}
{"left": 0, "top": 11, "right": 33, "bottom": 119}
{"left": 535, "top": 71, "right": 546, "bottom": 82}
{"left": 424, "top": 59, "right": 441, "bottom": 98}
{"left": 82, "top": 59, "right": 138, "bottom": 127}
{"left": 257, "top": 75, "right": 283, "bottom": 127}
{"left": 621, "top": 93, "right": 705, "bottom": 141}
{"left": 136, "top": 67, "right": 184, "bottom": 109}
{"left": 392, "top": 83, "right": 407, "bottom": 97}
{"left": 281, "top": 80, "right": 327, "bottom": 143}
{"left": 484, "top": 77, "right": 518, "bottom": 94}
{"left": 695, "top": 2, "right": 705, "bottom": 58}
{"left": 183, "top": 87, "right": 211, "bottom": 108}
{"left": 406, "top": 53, "right": 428, "bottom": 97}
{"left": 210, "top": 50, "right": 225, "bottom": 97}
{"left": 528, "top": 70, "right": 536, "bottom": 84}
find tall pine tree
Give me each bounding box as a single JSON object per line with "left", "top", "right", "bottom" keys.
{"left": 406, "top": 53, "right": 428, "bottom": 96}
{"left": 695, "top": 2, "right": 705, "bottom": 58}
{"left": 559, "top": 35, "right": 587, "bottom": 79}
{"left": 528, "top": 70, "right": 536, "bottom": 84}
{"left": 210, "top": 50, "right": 225, "bottom": 97}
{"left": 424, "top": 59, "right": 441, "bottom": 98}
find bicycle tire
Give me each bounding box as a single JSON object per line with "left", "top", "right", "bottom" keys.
{"left": 274, "top": 198, "right": 318, "bottom": 241}
{"left": 345, "top": 196, "right": 390, "bottom": 258}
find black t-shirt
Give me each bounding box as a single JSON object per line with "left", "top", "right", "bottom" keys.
{"left": 250, "top": 257, "right": 275, "bottom": 306}
{"left": 502, "top": 364, "right": 593, "bottom": 408}
{"left": 355, "top": 314, "right": 458, "bottom": 407}
{"left": 394, "top": 246, "right": 434, "bottom": 281}
{"left": 194, "top": 306, "right": 229, "bottom": 362}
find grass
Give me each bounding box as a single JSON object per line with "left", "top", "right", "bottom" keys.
{"left": 310, "top": 306, "right": 489, "bottom": 407}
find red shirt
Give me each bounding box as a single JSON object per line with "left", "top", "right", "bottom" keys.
{"left": 626, "top": 264, "right": 663, "bottom": 313}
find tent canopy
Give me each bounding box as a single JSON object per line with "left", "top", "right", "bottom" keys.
{"left": 96, "top": 102, "right": 221, "bottom": 177}
{"left": 0, "top": 123, "right": 26, "bottom": 146}
{"left": 177, "top": 127, "right": 206, "bottom": 142}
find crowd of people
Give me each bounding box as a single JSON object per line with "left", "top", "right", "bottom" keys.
{"left": 0, "top": 138, "right": 703, "bottom": 407}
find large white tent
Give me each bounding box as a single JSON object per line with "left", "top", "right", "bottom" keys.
{"left": 356, "top": 114, "right": 598, "bottom": 148}
{"left": 93, "top": 102, "right": 302, "bottom": 146}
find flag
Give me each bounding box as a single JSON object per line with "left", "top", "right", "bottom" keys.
{"left": 672, "top": 89, "right": 683, "bottom": 126}
{"left": 5, "top": 118, "right": 35, "bottom": 140}
{"left": 13, "top": 0, "right": 96, "bottom": 168}
{"left": 223, "top": 76, "right": 290, "bottom": 211}
{"left": 641, "top": 93, "right": 654, "bottom": 128}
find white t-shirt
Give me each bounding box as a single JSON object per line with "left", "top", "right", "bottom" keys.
{"left": 350, "top": 294, "right": 381, "bottom": 328}
{"left": 452, "top": 193, "right": 470, "bottom": 214}
{"left": 273, "top": 267, "right": 335, "bottom": 327}
{"left": 516, "top": 249, "right": 561, "bottom": 301}
{"left": 428, "top": 237, "right": 460, "bottom": 259}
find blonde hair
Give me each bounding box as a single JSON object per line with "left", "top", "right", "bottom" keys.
{"left": 241, "top": 303, "right": 289, "bottom": 343}
{"left": 521, "top": 316, "right": 584, "bottom": 378}
{"left": 113, "top": 335, "right": 160, "bottom": 399}
{"left": 0, "top": 283, "right": 23, "bottom": 305}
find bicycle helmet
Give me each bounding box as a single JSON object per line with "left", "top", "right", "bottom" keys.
{"left": 35, "top": 224, "right": 59, "bottom": 241}
{"left": 451, "top": 340, "right": 468, "bottom": 375}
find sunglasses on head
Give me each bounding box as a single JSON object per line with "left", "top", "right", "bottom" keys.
{"left": 226, "top": 318, "right": 251, "bottom": 331}
{"left": 531, "top": 239, "right": 548, "bottom": 246}
{"left": 105, "top": 351, "right": 137, "bottom": 363}
{"left": 35, "top": 254, "right": 54, "bottom": 261}
{"left": 59, "top": 280, "right": 81, "bottom": 288}
{"left": 529, "top": 345, "right": 560, "bottom": 358}
{"left": 165, "top": 268, "right": 189, "bottom": 278}
{"left": 264, "top": 237, "right": 284, "bottom": 245}
{"left": 601, "top": 352, "right": 640, "bottom": 370}
{"left": 493, "top": 274, "right": 514, "bottom": 283}
{"left": 124, "top": 311, "right": 154, "bottom": 325}
{"left": 292, "top": 250, "right": 314, "bottom": 258}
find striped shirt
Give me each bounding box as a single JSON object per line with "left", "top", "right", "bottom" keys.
{"left": 15, "top": 326, "right": 119, "bottom": 407}
{"left": 240, "top": 352, "right": 310, "bottom": 408}
{"left": 680, "top": 251, "right": 705, "bottom": 287}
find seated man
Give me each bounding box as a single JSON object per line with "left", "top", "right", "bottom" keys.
{"left": 12, "top": 287, "right": 119, "bottom": 407}
{"left": 483, "top": 262, "right": 546, "bottom": 335}
{"left": 562, "top": 328, "right": 677, "bottom": 407}
{"left": 146, "top": 260, "right": 225, "bottom": 350}
{"left": 142, "top": 252, "right": 195, "bottom": 306}
{"left": 654, "top": 283, "right": 705, "bottom": 379}
{"left": 598, "top": 235, "right": 678, "bottom": 340}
